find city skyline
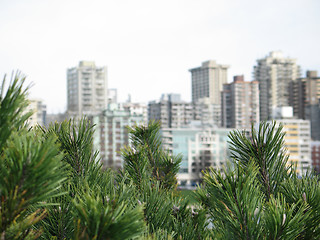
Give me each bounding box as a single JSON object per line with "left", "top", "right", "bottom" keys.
{"left": 0, "top": 0, "right": 319, "bottom": 113}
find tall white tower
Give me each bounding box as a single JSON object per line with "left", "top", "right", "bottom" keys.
{"left": 67, "top": 61, "right": 108, "bottom": 117}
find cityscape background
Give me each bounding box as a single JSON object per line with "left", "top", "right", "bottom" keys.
{"left": 1, "top": 0, "right": 320, "bottom": 113}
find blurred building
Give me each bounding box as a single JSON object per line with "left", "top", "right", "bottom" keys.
{"left": 189, "top": 60, "right": 229, "bottom": 105}
{"left": 254, "top": 51, "right": 301, "bottom": 121}
{"left": 45, "top": 112, "right": 69, "bottom": 128}
{"left": 107, "top": 88, "right": 118, "bottom": 104}
{"left": 148, "top": 94, "right": 193, "bottom": 128}
{"left": 221, "top": 75, "right": 259, "bottom": 129}
{"left": 311, "top": 141, "right": 320, "bottom": 174}
{"left": 67, "top": 61, "right": 108, "bottom": 117}
{"left": 292, "top": 71, "right": 320, "bottom": 140}
{"left": 162, "top": 124, "right": 235, "bottom": 186}
{"left": 93, "top": 103, "right": 146, "bottom": 169}
{"left": 193, "top": 97, "right": 221, "bottom": 127}
{"left": 122, "top": 101, "right": 148, "bottom": 123}
{"left": 25, "top": 99, "right": 46, "bottom": 127}
{"left": 268, "top": 107, "right": 311, "bottom": 175}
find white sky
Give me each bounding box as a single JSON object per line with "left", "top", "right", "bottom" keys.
{"left": 0, "top": 0, "right": 319, "bottom": 113}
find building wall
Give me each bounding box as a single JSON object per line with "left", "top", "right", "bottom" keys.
{"left": 93, "top": 103, "right": 145, "bottom": 169}
{"left": 148, "top": 94, "right": 193, "bottom": 128}
{"left": 25, "top": 99, "right": 46, "bottom": 127}
{"left": 268, "top": 118, "right": 312, "bottom": 175}
{"left": 193, "top": 97, "right": 221, "bottom": 127}
{"left": 292, "top": 71, "right": 320, "bottom": 140}
{"left": 162, "top": 127, "right": 234, "bottom": 186}
{"left": 311, "top": 141, "right": 320, "bottom": 174}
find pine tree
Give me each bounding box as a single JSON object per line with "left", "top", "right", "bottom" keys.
{"left": 2, "top": 73, "right": 320, "bottom": 239}
{"left": 197, "top": 122, "right": 320, "bottom": 239}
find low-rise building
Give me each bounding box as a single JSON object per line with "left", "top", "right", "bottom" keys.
{"left": 162, "top": 124, "right": 235, "bottom": 186}
{"left": 25, "top": 99, "right": 46, "bottom": 127}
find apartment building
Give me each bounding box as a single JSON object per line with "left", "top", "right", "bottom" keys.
{"left": 311, "top": 141, "right": 320, "bottom": 174}
{"left": 93, "top": 103, "right": 145, "bottom": 169}
{"left": 254, "top": 51, "right": 301, "bottom": 120}
{"left": 148, "top": 94, "right": 193, "bottom": 128}
{"left": 25, "top": 98, "right": 46, "bottom": 127}
{"left": 189, "top": 60, "right": 229, "bottom": 105}
{"left": 292, "top": 71, "right": 320, "bottom": 140}
{"left": 193, "top": 97, "right": 221, "bottom": 127}
{"left": 221, "top": 75, "right": 259, "bottom": 129}
{"left": 67, "top": 61, "right": 108, "bottom": 117}
{"left": 162, "top": 125, "right": 234, "bottom": 186}
{"left": 269, "top": 107, "right": 311, "bottom": 175}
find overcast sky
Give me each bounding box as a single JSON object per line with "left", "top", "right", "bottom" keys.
{"left": 0, "top": 0, "right": 319, "bottom": 113}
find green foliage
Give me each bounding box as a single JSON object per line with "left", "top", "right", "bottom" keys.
{"left": 73, "top": 191, "right": 145, "bottom": 240}
{"left": 264, "top": 194, "right": 308, "bottom": 239}
{"left": 122, "top": 122, "right": 210, "bottom": 239}
{"left": 0, "top": 74, "right": 67, "bottom": 239}
{"left": 197, "top": 161, "right": 264, "bottom": 239}
{"left": 280, "top": 173, "right": 320, "bottom": 239}
{"left": 228, "top": 121, "right": 291, "bottom": 200}
{"left": 43, "top": 119, "right": 102, "bottom": 187}
{"left": 197, "top": 121, "right": 320, "bottom": 239}
{"left": 0, "top": 73, "right": 32, "bottom": 152}
{"left": 123, "top": 121, "right": 181, "bottom": 190}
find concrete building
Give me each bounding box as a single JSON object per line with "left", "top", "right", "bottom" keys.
{"left": 221, "top": 75, "right": 259, "bottom": 129}
{"left": 190, "top": 60, "right": 229, "bottom": 105}
{"left": 292, "top": 71, "right": 320, "bottom": 140}
{"left": 67, "top": 61, "right": 108, "bottom": 117}
{"left": 25, "top": 99, "right": 46, "bottom": 127}
{"left": 254, "top": 51, "right": 301, "bottom": 121}
{"left": 193, "top": 97, "right": 221, "bottom": 127}
{"left": 268, "top": 107, "right": 312, "bottom": 175}
{"left": 148, "top": 94, "right": 193, "bottom": 128}
{"left": 122, "top": 101, "right": 148, "bottom": 124}
{"left": 162, "top": 125, "right": 234, "bottom": 186}
{"left": 93, "top": 103, "right": 146, "bottom": 169}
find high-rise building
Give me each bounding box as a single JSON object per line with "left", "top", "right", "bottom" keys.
{"left": 292, "top": 71, "right": 320, "bottom": 140}
{"left": 148, "top": 94, "right": 193, "bottom": 128}
{"left": 253, "top": 51, "right": 301, "bottom": 120}
{"left": 67, "top": 61, "right": 108, "bottom": 117}
{"left": 189, "top": 60, "right": 229, "bottom": 105}
{"left": 221, "top": 75, "right": 259, "bottom": 129}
